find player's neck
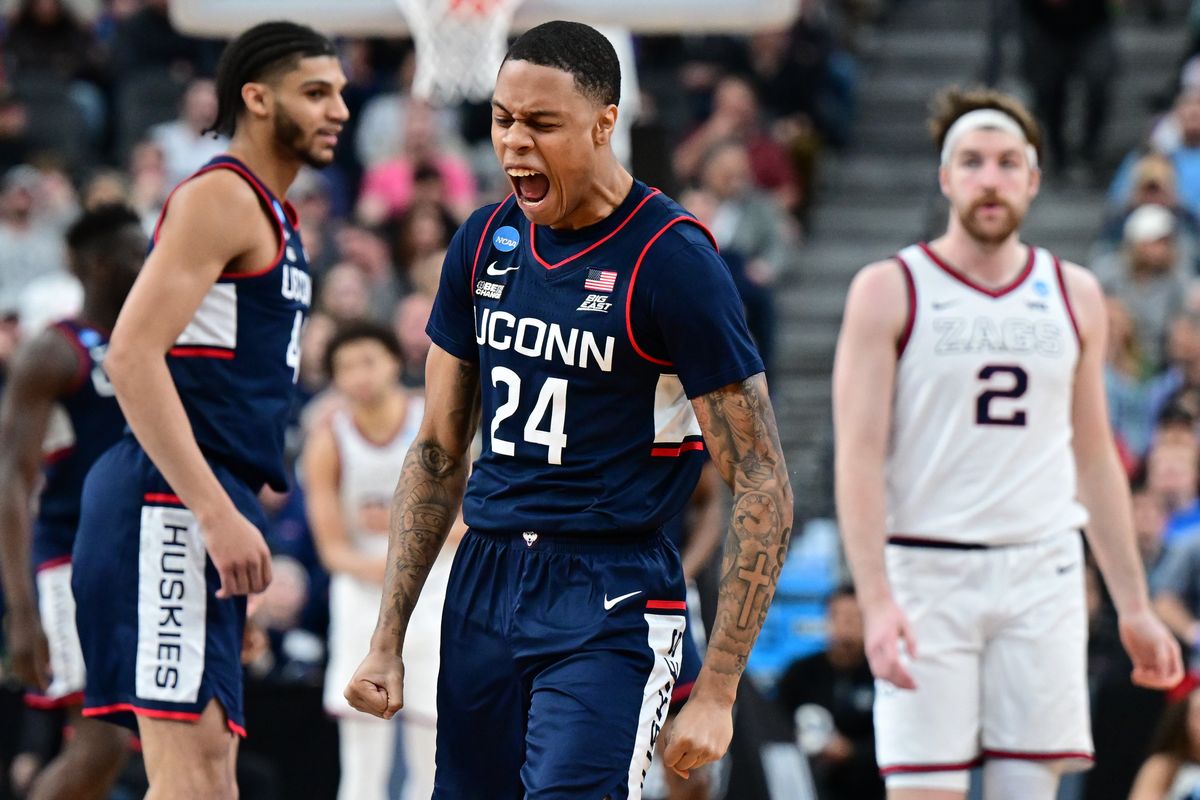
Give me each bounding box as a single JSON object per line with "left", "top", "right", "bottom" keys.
{"left": 225, "top": 136, "right": 301, "bottom": 200}
{"left": 350, "top": 389, "right": 408, "bottom": 442}
{"left": 78, "top": 293, "right": 119, "bottom": 333}
{"left": 551, "top": 161, "right": 633, "bottom": 231}
{"left": 929, "top": 229, "right": 1027, "bottom": 289}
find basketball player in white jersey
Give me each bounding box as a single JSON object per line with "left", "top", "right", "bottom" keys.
{"left": 301, "top": 320, "right": 454, "bottom": 800}
{"left": 833, "top": 87, "right": 1183, "bottom": 800}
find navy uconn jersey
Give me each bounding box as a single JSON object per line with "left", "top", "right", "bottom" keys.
{"left": 427, "top": 181, "right": 762, "bottom": 535}
{"left": 151, "top": 156, "right": 311, "bottom": 491}
{"left": 34, "top": 320, "right": 124, "bottom": 564}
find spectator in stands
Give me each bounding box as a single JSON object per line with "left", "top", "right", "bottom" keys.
{"left": 1110, "top": 89, "right": 1200, "bottom": 217}
{"left": 1018, "top": 0, "right": 1117, "bottom": 171}
{"left": 289, "top": 168, "right": 339, "bottom": 278}
{"left": 1147, "top": 313, "right": 1200, "bottom": 428}
{"left": 126, "top": 139, "right": 168, "bottom": 230}
{"left": 388, "top": 200, "right": 455, "bottom": 290}
{"left": 673, "top": 75, "right": 798, "bottom": 211}
{"left": 80, "top": 168, "right": 130, "bottom": 210}
{"left": 775, "top": 585, "right": 883, "bottom": 800}
{"left": 356, "top": 99, "right": 475, "bottom": 224}
{"left": 1128, "top": 676, "right": 1200, "bottom": 800}
{"left": 109, "top": 0, "right": 214, "bottom": 81}
{"left": 318, "top": 263, "right": 371, "bottom": 324}
{"left": 148, "top": 78, "right": 228, "bottom": 186}
{"left": 334, "top": 223, "right": 400, "bottom": 321}
{"left": 1093, "top": 204, "right": 1188, "bottom": 371}
{"left": 1105, "top": 296, "right": 1156, "bottom": 463}
{"left": 1133, "top": 482, "right": 1170, "bottom": 583}
{"left": 688, "top": 148, "right": 793, "bottom": 374}
{"left": 392, "top": 291, "right": 433, "bottom": 388}
{"left": 5, "top": 0, "right": 107, "bottom": 133}
{"left": 0, "top": 88, "right": 32, "bottom": 173}
{"left": 0, "top": 165, "right": 67, "bottom": 319}
{"left": 1097, "top": 153, "right": 1200, "bottom": 274}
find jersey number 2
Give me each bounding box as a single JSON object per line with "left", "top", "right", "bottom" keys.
{"left": 975, "top": 364, "right": 1028, "bottom": 426}
{"left": 491, "top": 367, "right": 568, "bottom": 464}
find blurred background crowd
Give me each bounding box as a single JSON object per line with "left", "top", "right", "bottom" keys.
{"left": 6, "top": 0, "right": 1200, "bottom": 799}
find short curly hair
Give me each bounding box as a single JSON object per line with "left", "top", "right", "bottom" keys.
{"left": 928, "top": 86, "right": 1043, "bottom": 164}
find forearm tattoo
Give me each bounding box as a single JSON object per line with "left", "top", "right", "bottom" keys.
{"left": 383, "top": 361, "right": 477, "bottom": 631}
{"left": 695, "top": 375, "right": 793, "bottom": 680}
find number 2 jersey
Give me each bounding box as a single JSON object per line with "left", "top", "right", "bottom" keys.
{"left": 150, "top": 155, "right": 311, "bottom": 492}
{"left": 427, "top": 181, "right": 763, "bottom": 536}
{"left": 886, "top": 242, "right": 1088, "bottom": 545}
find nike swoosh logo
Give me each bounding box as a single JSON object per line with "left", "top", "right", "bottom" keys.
{"left": 603, "top": 590, "right": 642, "bottom": 611}
{"left": 486, "top": 261, "right": 520, "bottom": 276}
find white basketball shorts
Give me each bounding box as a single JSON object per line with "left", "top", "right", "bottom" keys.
{"left": 874, "top": 532, "right": 1094, "bottom": 790}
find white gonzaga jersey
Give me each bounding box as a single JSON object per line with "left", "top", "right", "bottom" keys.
{"left": 886, "top": 243, "right": 1088, "bottom": 545}
{"left": 330, "top": 396, "right": 424, "bottom": 560}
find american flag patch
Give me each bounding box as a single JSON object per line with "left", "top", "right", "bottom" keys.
{"left": 584, "top": 269, "right": 617, "bottom": 292}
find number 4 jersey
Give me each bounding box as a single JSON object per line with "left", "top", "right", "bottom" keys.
{"left": 427, "top": 181, "right": 763, "bottom": 536}
{"left": 886, "top": 242, "right": 1087, "bottom": 545}
{"left": 150, "top": 155, "right": 311, "bottom": 492}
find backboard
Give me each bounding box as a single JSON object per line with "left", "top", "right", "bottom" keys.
{"left": 170, "top": 0, "right": 802, "bottom": 37}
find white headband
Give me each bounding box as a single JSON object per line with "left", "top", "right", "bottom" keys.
{"left": 940, "top": 108, "right": 1038, "bottom": 170}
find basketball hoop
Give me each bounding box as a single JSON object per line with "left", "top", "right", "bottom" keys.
{"left": 395, "top": 0, "right": 526, "bottom": 106}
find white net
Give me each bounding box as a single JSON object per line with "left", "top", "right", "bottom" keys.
{"left": 395, "top": 0, "right": 527, "bottom": 105}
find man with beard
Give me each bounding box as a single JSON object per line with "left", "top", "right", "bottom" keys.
{"left": 69, "top": 22, "right": 345, "bottom": 799}
{"left": 832, "top": 87, "right": 1182, "bottom": 800}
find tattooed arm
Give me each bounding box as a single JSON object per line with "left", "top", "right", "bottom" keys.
{"left": 344, "top": 345, "right": 480, "bottom": 719}
{"left": 662, "top": 372, "right": 793, "bottom": 777}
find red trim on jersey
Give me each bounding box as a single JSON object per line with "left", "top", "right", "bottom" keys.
{"left": 43, "top": 446, "right": 75, "bottom": 466}
{"left": 625, "top": 216, "right": 719, "bottom": 366}
{"left": 151, "top": 161, "right": 286, "bottom": 280}
{"left": 1052, "top": 254, "right": 1081, "bottom": 346}
{"left": 982, "top": 749, "right": 1093, "bottom": 762}
{"left": 646, "top": 600, "right": 687, "bottom": 610}
{"left": 880, "top": 758, "right": 984, "bottom": 776}
{"left": 227, "top": 720, "right": 248, "bottom": 738}
{"left": 25, "top": 691, "right": 83, "bottom": 709}
{"left": 143, "top": 492, "right": 183, "bottom": 506}
{"left": 470, "top": 195, "right": 516, "bottom": 288}
{"left": 918, "top": 242, "right": 1035, "bottom": 299}
{"left": 529, "top": 188, "right": 663, "bottom": 271}
{"left": 83, "top": 703, "right": 202, "bottom": 723}
{"left": 894, "top": 255, "right": 917, "bottom": 358}
{"left": 36, "top": 555, "right": 72, "bottom": 572}
{"left": 168, "top": 346, "right": 235, "bottom": 360}
{"left": 650, "top": 441, "right": 706, "bottom": 458}
{"left": 50, "top": 320, "right": 92, "bottom": 393}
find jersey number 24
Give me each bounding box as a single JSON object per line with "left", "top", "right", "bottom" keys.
{"left": 490, "top": 367, "right": 567, "bottom": 464}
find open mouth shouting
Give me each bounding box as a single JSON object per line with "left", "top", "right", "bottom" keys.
{"left": 507, "top": 167, "right": 550, "bottom": 208}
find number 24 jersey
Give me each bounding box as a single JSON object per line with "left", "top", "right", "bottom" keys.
{"left": 427, "top": 181, "right": 763, "bottom": 536}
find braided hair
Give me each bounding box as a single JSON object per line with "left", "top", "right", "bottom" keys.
{"left": 207, "top": 21, "right": 337, "bottom": 137}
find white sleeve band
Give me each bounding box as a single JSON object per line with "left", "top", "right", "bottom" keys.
{"left": 940, "top": 108, "right": 1039, "bottom": 170}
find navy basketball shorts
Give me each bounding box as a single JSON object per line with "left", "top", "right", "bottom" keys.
{"left": 71, "top": 435, "right": 263, "bottom": 736}
{"left": 435, "top": 528, "right": 689, "bottom": 800}
{"left": 670, "top": 601, "right": 702, "bottom": 715}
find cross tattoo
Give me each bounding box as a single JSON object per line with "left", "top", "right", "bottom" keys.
{"left": 736, "top": 553, "right": 771, "bottom": 628}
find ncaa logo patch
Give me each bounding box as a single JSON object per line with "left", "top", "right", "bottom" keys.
{"left": 493, "top": 226, "right": 520, "bottom": 253}
{"left": 1033, "top": 279, "right": 1050, "bottom": 297}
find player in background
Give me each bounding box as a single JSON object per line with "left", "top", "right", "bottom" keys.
{"left": 302, "top": 320, "right": 456, "bottom": 800}
{"left": 833, "top": 86, "right": 1182, "bottom": 800}
{"left": 68, "top": 22, "right": 346, "bottom": 799}
{"left": 0, "top": 204, "right": 145, "bottom": 800}
{"left": 346, "top": 20, "right": 792, "bottom": 799}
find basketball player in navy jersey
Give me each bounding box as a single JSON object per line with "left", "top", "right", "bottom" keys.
{"left": 346, "top": 21, "right": 793, "bottom": 800}
{"left": 834, "top": 87, "right": 1181, "bottom": 800}
{"left": 0, "top": 205, "right": 144, "bottom": 800}
{"left": 68, "top": 22, "right": 346, "bottom": 799}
